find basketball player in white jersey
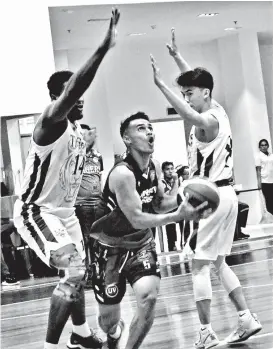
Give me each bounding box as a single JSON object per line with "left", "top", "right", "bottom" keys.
{"left": 150, "top": 28, "right": 262, "bottom": 348}
{"left": 13, "top": 9, "right": 120, "bottom": 349}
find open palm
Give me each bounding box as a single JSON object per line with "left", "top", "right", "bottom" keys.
{"left": 166, "top": 28, "right": 178, "bottom": 56}
{"left": 104, "top": 8, "right": 120, "bottom": 49}
{"left": 150, "top": 54, "right": 162, "bottom": 86}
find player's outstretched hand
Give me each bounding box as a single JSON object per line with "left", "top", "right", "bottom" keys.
{"left": 166, "top": 28, "right": 179, "bottom": 57}
{"left": 175, "top": 194, "right": 212, "bottom": 222}
{"left": 150, "top": 54, "right": 163, "bottom": 86}
{"left": 104, "top": 8, "right": 120, "bottom": 49}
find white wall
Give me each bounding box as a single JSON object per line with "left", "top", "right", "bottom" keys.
{"left": 58, "top": 48, "right": 116, "bottom": 172}
{"left": 259, "top": 42, "right": 273, "bottom": 146}
{"left": 152, "top": 119, "right": 188, "bottom": 168}
{"left": 217, "top": 32, "right": 271, "bottom": 224}
{"left": 1, "top": 2, "right": 55, "bottom": 117}
{"left": 54, "top": 38, "right": 223, "bottom": 162}
{"left": 54, "top": 34, "right": 272, "bottom": 224}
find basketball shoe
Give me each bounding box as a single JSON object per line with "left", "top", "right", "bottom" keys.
{"left": 107, "top": 319, "right": 125, "bottom": 349}
{"left": 226, "top": 313, "right": 262, "bottom": 343}
{"left": 194, "top": 328, "right": 219, "bottom": 349}
{"left": 2, "top": 275, "right": 20, "bottom": 286}
{"left": 67, "top": 331, "right": 102, "bottom": 349}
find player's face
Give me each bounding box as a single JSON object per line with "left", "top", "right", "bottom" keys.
{"left": 259, "top": 142, "right": 269, "bottom": 154}
{"left": 163, "top": 165, "right": 174, "bottom": 179}
{"left": 58, "top": 81, "right": 84, "bottom": 122}
{"left": 126, "top": 119, "right": 155, "bottom": 154}
{"left": 83, "top": 127, "right": 97, "bottom": 147}
{"left": 182, "top": 168, "right": 189, "bottom": 180}
{"left": 68, "top": 98, "right": 84, "bottom": 121}
{"left": 181, "top": 86, "right": 209, "bottom": 113}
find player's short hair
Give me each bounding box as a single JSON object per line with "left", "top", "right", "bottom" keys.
{"left": 259, "top": 139, "right": 269, "bottom": 147}
{"left": 181, "top": 165, "right": 189, "bottom": 175}
{"left": 47, "top": 70, "right": 74, "bottom": 97}
{"left": 120, "top": 112, "right": 150, "bottom": 138}
{"left": 176, "top": 67, "right": 214, "bottom": 97}
{"left": 80, "top": 124, "right": 91, "bottom": 131}
{"left": 162, "top": 161, "right": 174, "bottom": 171}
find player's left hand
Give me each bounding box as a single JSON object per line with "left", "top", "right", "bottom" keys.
{"left": 103, "top": 7, "right": 120, "bottom": 49}
{"left": 150, "top": 54, "right": 163, "bottom": 86}
{"left": 166, "top": 28, "right": 179, "bottom": 57}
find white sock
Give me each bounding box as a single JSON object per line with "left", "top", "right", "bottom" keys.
{"left": 44, "top": 343, "right": 58, "bottom": 349}
{"left": 201, "top": 323, "right": 212, "bottom": 332}
{"left": 238, "top": 309, "right": 251, "bottom": 318}
{"left": 73, "top": 322, "right": 92, "bottom": 337}
{"left": 109, "top": 324, "right": 121, "bottom": 339}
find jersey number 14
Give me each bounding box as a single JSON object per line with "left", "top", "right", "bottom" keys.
{"left": 73, "top": 155, "right": 85, "bottom": 175}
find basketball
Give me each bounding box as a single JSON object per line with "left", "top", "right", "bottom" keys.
{"left": 177, "top": 177, "right": 220, "bottom": 213}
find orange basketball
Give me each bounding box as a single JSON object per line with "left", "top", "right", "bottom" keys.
{"left": 177, "top": 177, "right": 220, "bottom": 213}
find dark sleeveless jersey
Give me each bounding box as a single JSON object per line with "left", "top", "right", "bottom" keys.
{"left": 90, "top": 154, "right": 158, "bottom": 249}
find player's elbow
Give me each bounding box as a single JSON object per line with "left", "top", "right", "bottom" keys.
{"left": 130, "top": 218, "right": 145, "bottom": 229}
{"left": 152, "top": 205, "right": 164, "bottom": 214}
{"left": 129, "top": 211, "right": 147, "bottom": 229}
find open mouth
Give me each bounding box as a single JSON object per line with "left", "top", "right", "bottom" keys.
{"left": 148, "top": 136, "right": 154, "bottom": 145}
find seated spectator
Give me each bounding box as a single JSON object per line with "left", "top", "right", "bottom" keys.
{"left": 176, "top": 165, "right": 189, "bottom": 185}
{"left": 232, "top": 182, "right": 250, "bottom": 240}
{"left": 232, "top": 189, "right": 250, "bottom": 240}
{"left": 1, "top": 248, "right": 20, "bottom": 286}
{"left": 234, "top": 201, "right": 250, "bottom": 240}
{"left": 1, "top": 218, "right": 20, "bottom": 286}
{"left": 1, "top": 182, "right": 9, "bottom": 197}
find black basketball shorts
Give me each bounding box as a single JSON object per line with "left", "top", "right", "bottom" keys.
{"left": 91, "top": 239, "right": 161, "bottom": 305}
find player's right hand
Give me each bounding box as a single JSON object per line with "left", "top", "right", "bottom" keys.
{"left": 104, "top": 8, "right": 120, "bottom": 49}
{"left": 175, "top": 194, "right": 212, "bottom": 221}
{"left": 166, "top": 28, "right": 179, "bottom": 57}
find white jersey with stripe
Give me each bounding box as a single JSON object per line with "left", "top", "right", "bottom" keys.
{"left": 19, "top": 120, "right": 86, "bottom": 214}
{"left": 188, "top": 102, "right": 233, "bottom": 182}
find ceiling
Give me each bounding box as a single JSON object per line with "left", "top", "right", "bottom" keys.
{"left": 49, "top": 1, "right": 273, "bottom": 51}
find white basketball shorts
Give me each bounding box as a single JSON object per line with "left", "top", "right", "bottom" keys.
{"left": 13, "top": 199, "right": 85, "bottom": 267}
{"left": 187, "top": 185, "right": 238, "bottom": 261}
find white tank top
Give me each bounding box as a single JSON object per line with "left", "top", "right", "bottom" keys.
{"left": 188, "top": 102, "right": 233, "bottom": 182}
{"left": 19, "top": 120, "right": 86, "bottom": 214}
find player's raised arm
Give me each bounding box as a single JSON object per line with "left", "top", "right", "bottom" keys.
{"left": 43, "top": 8, "right": 120, "bottom": 124}
{"left": 110, "top": 166, "right": 209, "bottom": 229}
{"left": 166, "top": 28, "right": 191, "bottom": 73}
{"left": 150, "top": 55, "right": 217, "bottom": 130}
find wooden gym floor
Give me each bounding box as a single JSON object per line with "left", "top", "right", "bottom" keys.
{"left": 1, "top": 226, "right": 273, "bottom": 349}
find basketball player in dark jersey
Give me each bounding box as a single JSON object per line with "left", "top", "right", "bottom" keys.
{"left": 89, "top": 112, "right": 211, "bottom": 349}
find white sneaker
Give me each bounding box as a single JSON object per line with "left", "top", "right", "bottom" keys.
{"left": 226, "top": 313, "right": 262, "bottom": 343}
{"left": 194, "top": 328, "right": 219, "bottom": 349}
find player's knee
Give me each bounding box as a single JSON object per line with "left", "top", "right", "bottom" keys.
{"left": 50, "top": 243, "right": 82, "bottom": 269}
{"left": 51, "top": 246, "right": 87, "bottom": 303}
{"left": 98, "top": 313, "right": 118, "bottom": 333}
{"left": 192, "top": 263, "right": 212, "bottom": 301}
{"left": 137, "top": 288, "right": 158, "bottom": 316}
{"left": 214, "top": 259, "right": 226, "bottom": 277}
{"left": 214, "top": 261, "right": 241, "bottom": 294}
{"left": 98, "top": 304, "right": 121, "bottom": 333}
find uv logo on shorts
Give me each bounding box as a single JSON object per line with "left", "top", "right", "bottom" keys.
{"left": 105, "top": 284, "right": 119, "bottom": 298}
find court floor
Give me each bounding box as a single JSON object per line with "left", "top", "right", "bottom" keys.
{"left": 1, "top": 226, "right": 273, "bottom": 349}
